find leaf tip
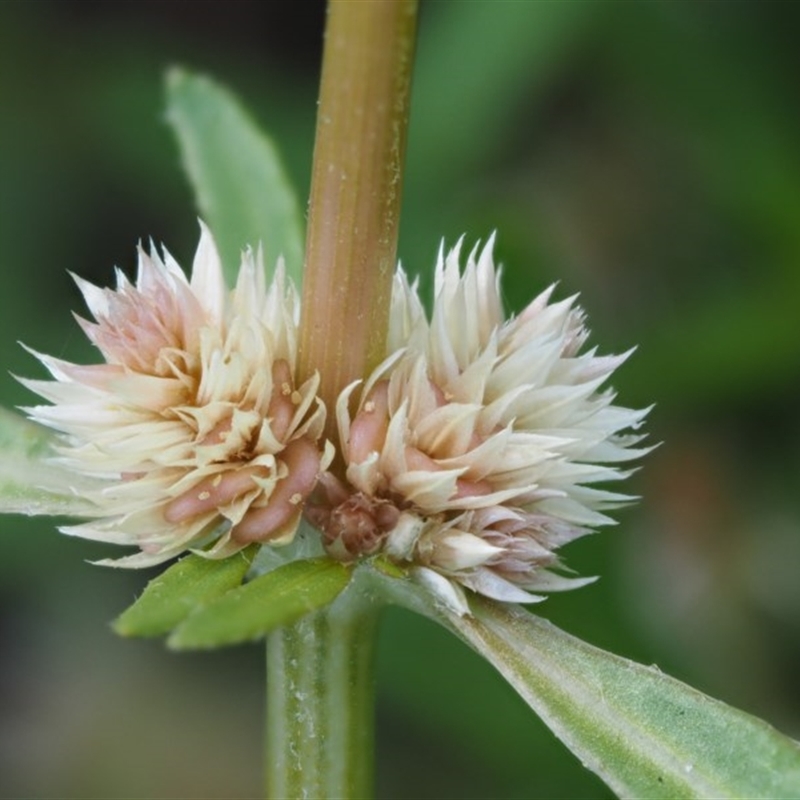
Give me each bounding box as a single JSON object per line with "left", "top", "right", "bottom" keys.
{"left": 110, "top": 608, "right": 162, "bottom": 640}
{"left": 110, "top": 615, "right": 133, "bottom": 638}
{"left": 165, "top": 65, "right": 189, "bottom": 94}
{"left": 164, "top": 629, "right": 192, "bottom": 651}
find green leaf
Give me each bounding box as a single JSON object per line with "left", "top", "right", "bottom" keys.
{"left": 445, "top": 597, "right": 800, "bottom": 799}
{"left": 169, "top": 557, "right": 352, "bottom": 650}
{"left": 113, "top": 546, "right": 258, "bottom": 638}
{"left": 165, "top": 67, "right": 304, "bottom": 286}
{"left": 0, "top": 406, "right": 99, "bottom": 517}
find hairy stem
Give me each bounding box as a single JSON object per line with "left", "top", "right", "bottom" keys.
{"left": 297, "top": 0, "right": 418, "bottom": 450}
{"left": 265, "top": 589, "right": 380, "bottom": 799}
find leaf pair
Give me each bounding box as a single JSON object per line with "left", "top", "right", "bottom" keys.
{"left": 114, "top": 548, "right": 351, "bottom": 649}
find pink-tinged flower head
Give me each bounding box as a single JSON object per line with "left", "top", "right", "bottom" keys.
{"left": 21, "top": 224, "right": 331, "bottom": 567}
{"left": 310, "top": 237, "right": 649, "bottom": 608}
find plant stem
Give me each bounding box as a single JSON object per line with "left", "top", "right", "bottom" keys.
{"left": 265, "top": 587, "right": 380, "bottom": 799}
{"left": 265, "top": 3, "right": 418, "bottom": 796}
{"left": 297, "top": 0, "right": 418, "bottom": 450}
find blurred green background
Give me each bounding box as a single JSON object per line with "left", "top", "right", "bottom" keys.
{"left": 2, "top": 1, "right": 800, "bottom": 797}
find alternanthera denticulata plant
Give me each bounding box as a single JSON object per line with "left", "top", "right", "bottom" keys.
{"left": 2, "top": 2, "right": 800, "bottom": 798}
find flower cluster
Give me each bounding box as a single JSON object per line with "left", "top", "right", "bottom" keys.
{"left": 22, "top": 224, "right": 330, "bottom": 567}
{"left": 22, "top": 227, "right": 647, "bottom": 605}
{"left": 308, "top": 237, "right": 648, "bottom": 607}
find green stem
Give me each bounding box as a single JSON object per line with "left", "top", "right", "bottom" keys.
{"left": 297, "top": 0, "right": 418, "bottom": 451}
{"left": 265, "top": 587, "right": 381, "bottom": 799}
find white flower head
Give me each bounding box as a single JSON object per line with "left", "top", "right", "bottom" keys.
{"left": 310, "top": 237, "right": 650, "bottom": 605}
{"left": 21, "top": 223, "right": 331, "bottom": 567}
